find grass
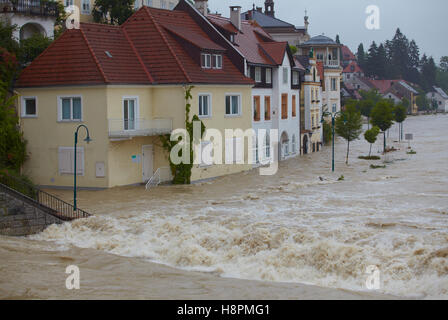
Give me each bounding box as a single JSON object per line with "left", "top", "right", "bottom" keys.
{"left": 407, "top": 150, "right": 417, "bottom": 155}
{"left": 358, "top": 155, "right": 381, "bottom": 160}
{"left": 370, "top": 164, "right": 386, "bottom": 169}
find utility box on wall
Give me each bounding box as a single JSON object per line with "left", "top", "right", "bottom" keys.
{"left": 96, "top": 162, "right": 106, "bottom": 178}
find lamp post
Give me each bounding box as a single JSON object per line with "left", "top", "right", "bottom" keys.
{"left": 74, "top": 124, "right": 92, "bottom": 211}
{"left": 321, "top": 110, "right": 344, "bottom": 172}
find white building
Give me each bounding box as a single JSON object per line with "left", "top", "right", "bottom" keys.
{"left": 134, "top": 0, "right": 179, "bottom": 10}
{"left": 207, "top": 6, "right": 302, "bottom": 162}
{"left": 298, "top": 35, "right": 343, "bottom": 115}
{"left": 427, "top": 86, "right": 448, "bottom": 113}
{"left": 0, "top": 0, "right": 57, "bottom": 40}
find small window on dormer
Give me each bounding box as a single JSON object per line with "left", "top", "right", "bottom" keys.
{"left": 213, "top": 54, "right": 222, "bottom": 69}
{"left": 201, "top": 53, "right": 211, "bottom": 69}
{"left": 266, "top": 68, "right": 272, "bottom": 84}
{"left": 255, "top": 67, "right": 262, "bottom": 83}
{"left": 293, "top": 72, "right": 299, "bottom": 85}
{"left": 230, "top": 34, "right": 235, "bottom": 43}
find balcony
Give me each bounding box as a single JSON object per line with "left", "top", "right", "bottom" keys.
{"left": 1, "top": 0, "right": 59, "bottom": 17}
{"left": 324, "top": 60, "right": 341, "bottom": 68}
{"left": 108, "top": 118, "right": 173, "bottom": 139}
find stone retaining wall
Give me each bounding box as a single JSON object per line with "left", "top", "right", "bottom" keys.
{"left": 0, "top": 191, "right": 63, "bottom": 236}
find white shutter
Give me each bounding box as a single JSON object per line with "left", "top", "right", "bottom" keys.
{"left": 58, "top": 147, "right": 84, "bottom": 175}
{"left": 235, "top": 137, "right": 243, "bottom": 164}
{"left": 225, "top": 138, "right": 233, "bottom": 164}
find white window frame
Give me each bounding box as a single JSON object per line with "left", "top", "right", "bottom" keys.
{"left": 332, "top": 103, "right": 337, "bottom": 113}
{"left": 198, "top": 93, "right": 212, "bottom": 118}
{"left": 201, "top": 53, "right": 211, "bottom": 69}
{"left": 293, "top": 71, "right": 299, "bottom": 85}
{"left": 213, "top": 54, "right": 223, "bottom": 69}
{"left": 122, "top": 96, "right": 139, "bottom": 131}
{"left": 145, "top": 0, "right": 153, "bottom": 6}
{"left": 21, "top": 96, "right": 38, "bottom": 118}
{"left": 331, "top": 78, "right": 338, "bottom": 91}
{"left": 81, "top": 0, "right": 90, "bottom": 15}
{"left": 225, "top": 94, "right": 242, "bottom": 117}
{"left": 169, "top": 1, "right": 175, "bottom": 9}
{"left": 266, "top": 68, "right": 272, "bottom": 84}
{"left": 64, "top": 0, "right": 74, "bottom": 7}
{"left": 58, "top": 146, "right": 84, "bottom": 176}
{"left": 161, "top": 0, "right": 167, "bottom": 9}
{"left": 255, "top": 67, "right": 262, "bottom": 83}
{"left": 58, "top": 95, "right": 83, "bottom": 122}
{"left": 283, "top": 67, "right": 288, "bottom": 84}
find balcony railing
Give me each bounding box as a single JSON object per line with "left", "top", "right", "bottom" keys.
{"left": 108, "top": 118, "right": 173, "bottom": 139}
{"left": 324, "top": 60, "right": 341, "bottom": 68}
{"left": 0, "top": 0, "right": 59, "bottom": 17}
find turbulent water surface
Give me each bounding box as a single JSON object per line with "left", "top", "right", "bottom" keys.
{"left": 2, "top": 115, "right": 448, "bottom": 299}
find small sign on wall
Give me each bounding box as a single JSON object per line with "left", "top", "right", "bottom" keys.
{"left": 96, "top": 162, "right": 105, "bottom": 178}
{"left": 131, "top": 155, "right": 141, "bottom": 164}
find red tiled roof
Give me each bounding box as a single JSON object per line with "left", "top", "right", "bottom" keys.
{"left": 367, "top": 80, "right": 396, "bottom": 94}
{"left": 207, "top": 14, "right": 239, "bottom": 34}
{"left": 17, "top": 6, "right": 253, "bottom": 87}
{"left": 341, "top": 45, "right": 356, "bottom": 61}
{"left": 343, "top": 61, "right": 363, "bottom": 74}
{"left": 208, "top": 15, "right": 291, "bottom": 67}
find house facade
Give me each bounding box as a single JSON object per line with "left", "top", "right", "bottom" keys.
{"left": 298, "top": 35, "right": 343, "bottom": 115}
{"left": 207, "top": 5, "right": 302, "bottom": 162}
{"left": 16, "top": 1, "right": 255, "bottom": 189}
{"left": 427, "top": 86, "right": 448, "bottom": 113}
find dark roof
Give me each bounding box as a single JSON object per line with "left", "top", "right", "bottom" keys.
{"left": 302, "top": 35, "right": 338, "bottom": 46}
{"left": 241, "top": 9, "right": 305, "bottom": 30}
{"left": 17, "top": 6, "right": 253, "bottom": 87}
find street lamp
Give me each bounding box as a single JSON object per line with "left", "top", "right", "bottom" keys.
{"left": 74, "top": 124, "right": 92, "bottom": 211}
{"left": 321, "top": 109, "right": 345, "bottom": 172}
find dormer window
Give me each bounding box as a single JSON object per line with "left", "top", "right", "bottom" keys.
{"left": 213, "top": 54, "right": 223, "bottom": 69}
{"left": 255, "top": 67, "right": 262, "bottom": 83}
{"left": 230, "top": 34, "right": 235, "bottom": 43}
{"left": 201, "top": 53, "right": 211, "bottom": 69}
{"left": 292, "top": 71, "right": 299, "bottom": 85}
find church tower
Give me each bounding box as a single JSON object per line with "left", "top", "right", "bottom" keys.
{"left": 264, "top": 0, "right": 275, "bottom": 17}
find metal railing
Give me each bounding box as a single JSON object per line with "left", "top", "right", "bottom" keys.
{"left": 324, "top": 60, "right": 340, "bottom": 68}
{"left": 145, "top": 167, "right": 171, "bottom": 190}
{"left": 0, "top": 0, "right": 59, "bottom": 17}
{"left": 0, "top": 173, "right": 91, "bottom": 221}
{"left": 108, "top": 118, "right": 173, "bottom": 139}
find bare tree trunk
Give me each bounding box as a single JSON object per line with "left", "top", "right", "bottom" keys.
{"left": 369, "top": 143, "right": 372, "bottom": 157}
{"left": 346, "top": 140, "right": 350, "bottom": 164}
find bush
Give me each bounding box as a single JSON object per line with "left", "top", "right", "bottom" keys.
{"left": 0, "top": 169, "right": 37, "bottom": 199}
{"left": 370, "top": 164, "right": 386, "bottom": 169}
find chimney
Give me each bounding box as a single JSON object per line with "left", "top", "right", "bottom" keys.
{"left": 194, "top": 0, "right": 208, "bottom": 16}
{"left": 230, "top": 6, "right": 242, "bottom": 30}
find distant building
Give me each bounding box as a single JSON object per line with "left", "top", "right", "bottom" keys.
{"left": 0, "top": 0, "right": 58, "bottom": 40}
{"left": 426, "top": 86, "right": 448, "bottom": 113}
{"left": 134, "top": 0, "right": 179, "bottom": 11}
{"left": 241, "top": 0, "right": 310, "bottom": 48}
{"left": 342, "top": 61, "right": 364, "bottom": 83}
{"left": 298, "top": 35, "right": 343, "bottom": 115}
{"left": 341, "top": 45, "right": 356, "bottom": 68}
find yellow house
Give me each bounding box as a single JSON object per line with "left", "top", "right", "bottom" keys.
{"left": 16, "top": 2, "right": 254, "bottom": 189}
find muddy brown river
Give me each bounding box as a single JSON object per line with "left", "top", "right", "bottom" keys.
{"left": 1, "top": 114, "right": 447, "bottom": 299}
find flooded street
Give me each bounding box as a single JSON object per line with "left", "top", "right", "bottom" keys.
{"left": 1, "top": 114, "right": 447, "bottom": 299}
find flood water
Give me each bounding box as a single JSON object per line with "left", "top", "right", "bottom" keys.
{"left": 1, "top": 114, "right": 447, "bottom": 299}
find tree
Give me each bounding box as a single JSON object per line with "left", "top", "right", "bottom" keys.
{"left": 0, "top": 21, "right": 19, "bottom": 56}
{"left": 335, "top": 105, "right": 363, "bottom": 164}
{"left": 440, "top": 56, "right": 448, "bottom": 73}
{"left": 92, "top": 0, "right": 134, "bottom": 25}
{"left": 393, "top": 104, "right": 407, "bottom": 141}
{"left": 370, "top": 100, "right": 395, "bottom": 152}
{"left": 416, "top": 93, "right": 431, "bottom": 112}
{"left": 364, "top": 126, "right": 380, "bottom": 157}
{"left": 18, "top": 33, "right": 53, "bottom": 66}
{"left": 421, "top": 56, "right": 437, "bottom": 91}
{"left": 0, "top": 49, "right": 27, "bottom": 171}
{"left": 289, "top": 45, "right": 298, "bottom": 55}
{"left": 357, "top": 43, "right": 366, "bottom": 69}
{"left": 365, "top": 41, "right": 378, "bottom": 77}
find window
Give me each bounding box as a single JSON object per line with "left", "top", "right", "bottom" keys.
{"left": 64, "top": 0, "right": 74, "bottom": 7}
{"left": 213, "top": 54, "right": 223, "bottom": 69}
{"left": 169, "top": 1, "right": 175, "bottom": 9}
{"left": 266, "top": 68, "right": 272, "bottom": 84}
{"left": 253, "top": 96, "right": 260, "bottom": 121}
{"left": 230, "top": 34, "right": 235, "bottom": 43}
{"left": 161, "top": 0, "right": 167, "bottom": 9}
{"left": 255, "top": 67, "right": 262, "bottom": 83}
{"left": 332, "top": 103, "right": 337, "bottom": 113}
{"left": 135, "top": 0, "right": 140, "bottom": 9}
{"left": 201, "top": 53, "right": 211, "bottom": 69}
{"left": 283, "top": 67, "right": 288, "bottom": 84}
{"left": 292, "top": 135, "right": 296, "bottom": 154}
{"left": 293, "top": 71, "right": 299, "bottom": 85}
{"left": 81, "top": 0, "right": 90, "bottom": 14}
{"left": 281, "top": 94, "right": 288, "bottom": 119}
{"left": 199, "top": 94, "right": 211, "bottom": 117}
{"left": 331, "top": 78, "right": 337, "bottom": 91}
{"left": 292, "top": 95, "right": 296, "bottom": 117}
{"left": 225, "top": 95, "right": 240, "bottom": 116}
{"left": 22, "top": 97, "right": 37, "bottom": 117}
{"left": 145, "top": 0, "right": 153, "bottom": 6}
{"left": 265, "top": 134, "right": 270, "bottom": 159}
{"left": 264, "top": 96, "right": 271, "bottom": 120}
{"left": 59, "top": 96, "right": 82, "bottom": 121}
{"left": 246, "top": 66, "right": 251, "bottom": 77}
{"left": 123, "top": 98, "right": 137, "bottom": 130}
{"left": 347, "top": 74, "right": 351, "bottom": 79}
{"left": 58, "top": 147, "right": 84, "bottom": 175}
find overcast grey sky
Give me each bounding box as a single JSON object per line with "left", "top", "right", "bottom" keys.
{"left": 208, "top": 0, "right": 448, "bottom": 63}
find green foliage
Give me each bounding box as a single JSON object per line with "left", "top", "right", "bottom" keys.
{"left": 0, "top": 49, "right": 27, "bottom": 172}
{"left": 159, "top": 86, "right": 206, "bottom": 185}
{"left": 359, "top": 89, "right": 382, "bottom": 105}
{"left": 322, "top": 121, "right": 332, "bottom": 145}
{"left": 338, "top": 175, "right": 344, "bottom": 181}
{"left": 416, "top": 92, "right": 431, "bottom": 111}
{"left": 370, "top": 100, "right": 394, "bottom": 132}
{"left": 358, "top": 155, "right": 380, "bottom": 160}
{"left": 18, "top": 33, "right": 53, "bottom": 66}
{"left": 0, "top": 21, "right": 19, "bottom": 56}
{"left": 407, "top": 150, "right": 417, "bottom": 155}
{"left": 92, "top": 0, "right": 135, "bottom": 25}
{"left": 370, "top": 164, "right": 386, "bottom": 169}
{"left": 335, "top": 104, "right": 363, "bottom": 164}
{"left": 364, "top": 126, "right": 380, "bottom": 157}
{"left": 393, "top": 104, "right": 407, "bottom": 123}
{"left": 289, "top": 45, "right": 297, "bottom": 55}
{"left": 0, "top": 169, "right": 36, "bottom": 199}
